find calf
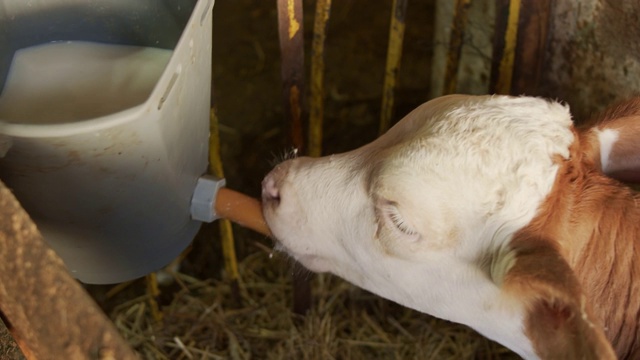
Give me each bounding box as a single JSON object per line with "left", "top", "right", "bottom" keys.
{"left": 261, "top": 95, "right": 640, "bottom": 359}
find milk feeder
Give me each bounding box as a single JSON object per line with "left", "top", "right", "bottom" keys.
{"left": 0, "top": 0, "right": 219, "bottom": 284}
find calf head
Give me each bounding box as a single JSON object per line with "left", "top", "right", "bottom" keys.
{"left": 262, "top": 95, "right": 640, "bottom": 359}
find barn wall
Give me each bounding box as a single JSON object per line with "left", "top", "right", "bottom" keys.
{"left": 430, "top": 0, "right": 494, "bottom": 97}
{"left": 539, "top": 0, "right": 640, "bottom": 120}
{"left": 431, "top": 0, "right": 640, "bottom": 122}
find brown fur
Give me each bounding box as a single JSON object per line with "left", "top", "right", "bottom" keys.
{"left": 504, "top": 233, "right": 615, "bottom": 359}
{"left": 509, "top": 99, "right": 640, "bottom": 359}
{"left": 583, "top": 97, "right": 640, "bottom": 182}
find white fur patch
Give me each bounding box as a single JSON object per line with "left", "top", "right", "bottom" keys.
{"left": 490, "top": 242, "right": 518, "bottom": 286}
{"left": 596, "top": 128, "right": 619, "bottom": 173}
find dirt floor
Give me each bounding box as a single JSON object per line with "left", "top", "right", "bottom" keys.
{"left": 2, "top": 0, "right": 521, "bottom": 358}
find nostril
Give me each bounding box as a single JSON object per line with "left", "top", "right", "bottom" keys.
{"left": 262, "top": 175, "right": 280, "bottom": 203}
{"left": 263, "top": 160, "right": 295, "bottom": 205}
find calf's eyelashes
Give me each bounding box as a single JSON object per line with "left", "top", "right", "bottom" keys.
{"left": 377, "top": 199, "right": 420, "bottom": 238}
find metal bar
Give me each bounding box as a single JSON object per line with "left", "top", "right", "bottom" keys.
{"left": 277, "top": 0, "right": 311, "bottom": 315}
{"left": 443, "top": 0, "right": 472, "bottom": 95}
{"left": 379, "top": 0, "right": 408, "bottom": 135}
{"left": 209, "top": 107, "right": 241, "bottom": 305}
{"left": 490, "top": 0, "right": 521, "bottom": 94}
{"left": 309, "top": 0, "right": 332, "bottom": 158}
{"left": 277, "top": 0, "right": 306, "bottom": 152}
{"left": 146, "top": 273, "right": 163, "bottom": 322}
{"left": 0, "top": 181, "right": 138, "bottom": 359}
{"left": 511, "top": 0, "right": 553, "bottom": 95}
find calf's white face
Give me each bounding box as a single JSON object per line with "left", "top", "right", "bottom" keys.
{"left": 261, "top": 95, "right": 589, "bottom": 358}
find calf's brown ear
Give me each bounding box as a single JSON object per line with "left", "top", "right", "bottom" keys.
{"left": 582, "top": 97, "right": 640, "bottom": 183}
{"left": 502, "top": 232, "right": 616, "bottom": 360}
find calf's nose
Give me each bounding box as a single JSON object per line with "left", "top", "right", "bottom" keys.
{"left": 262, "top": 157, "right": 314, "bottom": 206}
{"left": 262, "top": 161, "right": 293, "bottom": 204}
{"left": 262, "top": 173, "right": 280, "bottom": 203}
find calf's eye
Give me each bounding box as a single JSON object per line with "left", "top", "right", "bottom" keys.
{"left": 383, "top": 203, "right": 419, "bottom": 236}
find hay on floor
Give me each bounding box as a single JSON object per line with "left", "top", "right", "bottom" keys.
{"left": 111, "top": 249, "right": 518, "bottom": 359}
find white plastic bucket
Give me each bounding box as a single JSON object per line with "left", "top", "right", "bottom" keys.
{"left": 0, "top": 0, "right": 214, "bottom": 284}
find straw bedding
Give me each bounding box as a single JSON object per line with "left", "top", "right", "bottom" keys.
{"left": 110, "top": 244, "right": 518, "bottom": 359}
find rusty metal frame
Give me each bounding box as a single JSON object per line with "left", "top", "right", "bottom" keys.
{"left": 277, "top": 0, "right": 306, "bottom": 153}
{"left": 511, "top": 0, "right": 553, "bottom": 95}
{"left": 276, "top": 0, "right": 311, "bottom": 315}
{"left": 309, "top": 0, "right": 332, "bottom": 158}
{"left": 443, "top": 0, "right": 472, "bottom": 95}
{"left": 0, "top": 181, "right": 137, "bottom": 359}
{"left": 491, "top": 0, "right": 553, "bottom": 95}
{"left": 379, "top": 0, "right": 409, "bottom": 135}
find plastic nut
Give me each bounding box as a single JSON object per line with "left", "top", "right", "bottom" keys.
{"left": 190, "top": 175, "right": 226, "bottom": 222}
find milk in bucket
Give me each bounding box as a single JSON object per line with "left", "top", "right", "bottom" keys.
{"left": 0, "top": 41, "right": 173, "bottom": 124}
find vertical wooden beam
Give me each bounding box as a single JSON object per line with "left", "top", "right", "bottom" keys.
{"left": 379, "top": 0, "right": 408, "bottom": 135}
{"left": 309, "top": 0, "right": 332, "bottom": 158}
{"left": 0, "top": 182, "right": 138, "bottom": 359}
{"left": 277, "top": 0, "right": 311, "bottom": 315}
{"left": 443, "top": 0, "right": 472, "bottom": 95}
